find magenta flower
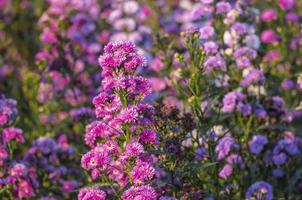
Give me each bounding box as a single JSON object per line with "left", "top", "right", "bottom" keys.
{"left": 261, "top": 29, "right": 279, "bottom": 44}
{"left": 80, "top": 41, "right": 158, "bottom": 198}
{"left": 219, "top": 164, "right": 233, "bottom": 179}
{"left": 17, "top": 180, "right": 35, "bottom": 198}
{"left": 261, "top": 9, "right": 278, "bottom": 22}
{"left": 78, "top": 187, "right": 106, "bottom": 200}
{"left": 122, "top": 185, "right": 157, "bottom": 200}
{"left": 278, "top": 0, "right": 295, "bottom": 10}
{"left": 130, "top": 161, "right": 155, "bottom": 185}
{"left": 2, "top": 127, "right": 25, "bottom": 143}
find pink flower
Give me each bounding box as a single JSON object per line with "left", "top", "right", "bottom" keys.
{"left": 140, "top": 129, "right": 158, "bottom": 144}
{"left": 2, "top": 127, "right": 25, "bottom": 143}
{"left": 78, "top": 187, "right": 106, "bottom": 200}
{"left": 122, "top": 185, "right": 157, "bottom": 200}
{"left": 130, "top": 161, "right": 155, "bottom": 185}
{"left": 261, "top": 29, "right": 279, "bottom": 44}
{"left": 278, "top": 0, "right": 295, "bottom": 10}
{"left": 17, "top": 180, "right": 34, "bottom": 198}
{"left": 219, "top": 164, "right": 233, "bottom": 179}
{"left": 261, "top": 9, "right": 278, "bottom": 22}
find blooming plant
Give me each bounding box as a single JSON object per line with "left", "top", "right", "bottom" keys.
{"left": 79, "top": 41, "right": 159, "bottom": 199}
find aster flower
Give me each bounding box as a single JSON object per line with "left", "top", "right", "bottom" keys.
{"left": 260, "top": 9, "right": 278, "bottom": 22}
{"left": 219, "top": 164, "right": 233, "bottom": 179}
{"left": 245, "top": 181, "right": 273, "bottom": 200}
{"left": 2, "top": 127, "right": 25, "bottom": 143}
{"left": 130, "top": 161, "right": 155, "bottom": 185}
{"left": 78, "top": 187, "right": 106, "bottom": 200}
{"left": 221, "top": 91, "right": 245, "bottom": 113}
{"left": 215, "top": 136, "right": 239, "bottom": 160}
{"left": 122, "top": 185, "right": 157, "bottom": 200}
{"left": 249, "top": 135, "right": 268, "bottom": 155}
{"left": 81, "top": 41, "right": 158, "bottom": 198}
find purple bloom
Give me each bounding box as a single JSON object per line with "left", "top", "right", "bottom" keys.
{"left": 261, "top": 29, "right": 279, "bottom": 44}
{"left": 272, "top": 152, "right": 287, "bottom": 165}
{"left": 219, "top": 164, "right": 233, "bottom": 179}
{"left": 195, "top": 147, "right": 209, "bottom": 161}
{"left": 199, "top": 26, "right": 215, "bottom": 40}
{"left": 81, "top": 150, "right": 109, "bottom": 170}
{"left": 261, "top": 9, "right": 278, "bottom": 22}
{"left": 285, "top": 12, "right": 299, "bottom": 22}
{"left": 93, "top": 92, "right": 121, "bottom": 118}
{"left": 130, "top": 161, "right": 155, "bottom": 185}
{"left": 249, "top": 135, "right": 268, "bottom": 154}
{"left": 221, "top": 91, "right": 245, "bottom": 113}
{"left": 240, "top": 68, "right": 265, "bottom": 87}
{"left": 204, "top": 54, "right": 226, "bottom": 74}
{"left": 231, "top": 23, "right": 249, "bottom": 35}
{"left": 281, "top": 79, "right": 294, "bottom": 90}
{"left": 215, "top": 136, "right": 239, "bottom": 160}
{"left": 203, "top": 41, "right": 219, "bottom": 55}
{"left": 278, "top": 0, "right": 295, "bottom": 10}
{"left": 78, "top": 187, "right": 106, "bottom": 200}
{"left": 140, "top": 129, "right": 158, "bottom": 144}
{"left": 246, "top": 181, "right": 273, "bottom": 200}
{"left": 191, "top": 4, "right": 213, "bottom": 20}
{"left": 0, "top": 95, "right": 17, "bottom": 126}
{"left": 122, "top": 185, "right": 157, "bottom": 200}
{"left": 2, "top": 127, "right": 25, "bottom": 143}
{"left": 125, "top": 141, "right": 144, "bottom": 158}
{"left": 216, "top": 2, "right": 231, "bottom": 14}
{"left": 17, "top": 180, "right": 35, "bottom": 198}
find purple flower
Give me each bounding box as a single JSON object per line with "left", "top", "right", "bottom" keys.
{"left": 199, "top": 26, "right": 215, "bottom": 40}
{"left": 78, "top": 187, "right": 106, "bottom": 200}
{"left": 215, "top": 136, "right": 239, "bottom": 160}
{"left": 240, "top": 68, "right": 265, "bottom": 87}
{"left": 130, "top": 161, "right": 155, "bottom": 185}
{"left": 216, "top": 2, "right": 231, "bottom": 14}
{"left": 191, "top": 4, "right": 213, "bottom": 20}
{"left": 246, "top": 181, "right": 273, "bottom": 200}
{"left": 278, "top": 0, "right": 295, "bottom": 10}
{"left": 261, "top": 29, "right": 279, "bottom": 44}
{"left": 125, "top": 141, "right": 144, "bottom": 158}
{"left": 0, "top": 95, "right": 17, "bottom": 126}
{"left": 81, "top": 150, "right": 109, "bottom": 170}
{"left": 122, "top": 185, "right": 157, "bottom": 200}
{"left": 204, "top": 54, "right": 226, "bottom": 74}
{"left": 2, "top": 127, "right": 25, "bottom": 143}
{"left": 17, "top": 180, "right": 35, "bottom": 198}
{"left": 272, "top": 152, "right": 287, "bottom": 165}
{"left": 249, "top": 135, "right": 268, "bottom": 154}
{"left": 9, "top": 163, "right": 27, "bottom": 178}
{"left": 261, "top": 9, "right": 278, "bottom": 22}
{"left": 281, "top": 79, "right": 294, "bottom": 90}
{"left": 221, "top": 91, "right": 245, "bottom": 113}
{"left": 219, "top": 164, "right": 233, "bottom": 179}
{"left": 140, "top": 129, "right": 158, "bottom": 144}
{"left": 93, "top": 92, "right": 121, "bottom": 118}
{"left": 285, "top": 12, "right": 299, "bottom": 22}
{"left": 203, "top": 41, "right": 219, "bottom": 55}
{"left": 231, "top": 23, "right": 249, "bottom": 35}
{"left": 195, "top": 147, "right": 209, "bottom": 161}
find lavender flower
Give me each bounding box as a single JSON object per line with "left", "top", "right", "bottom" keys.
{"left": 249, "top": 135, "right": 268, "bottom": 155}
{"left": 245, "top": 181, "right": 273, "bottom": 200}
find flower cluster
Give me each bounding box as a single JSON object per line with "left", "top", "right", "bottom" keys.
{"left": 36, "top": 0, "right": 102, "bottom": 125}
{"left": 79, "top": 41, "right": 158, "bottom": 199}
{"left": 0, "top": 95, "right": 36, "bottom": 199}
{"left": 22, "top": 135, "right": 80, "bottom": 198}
